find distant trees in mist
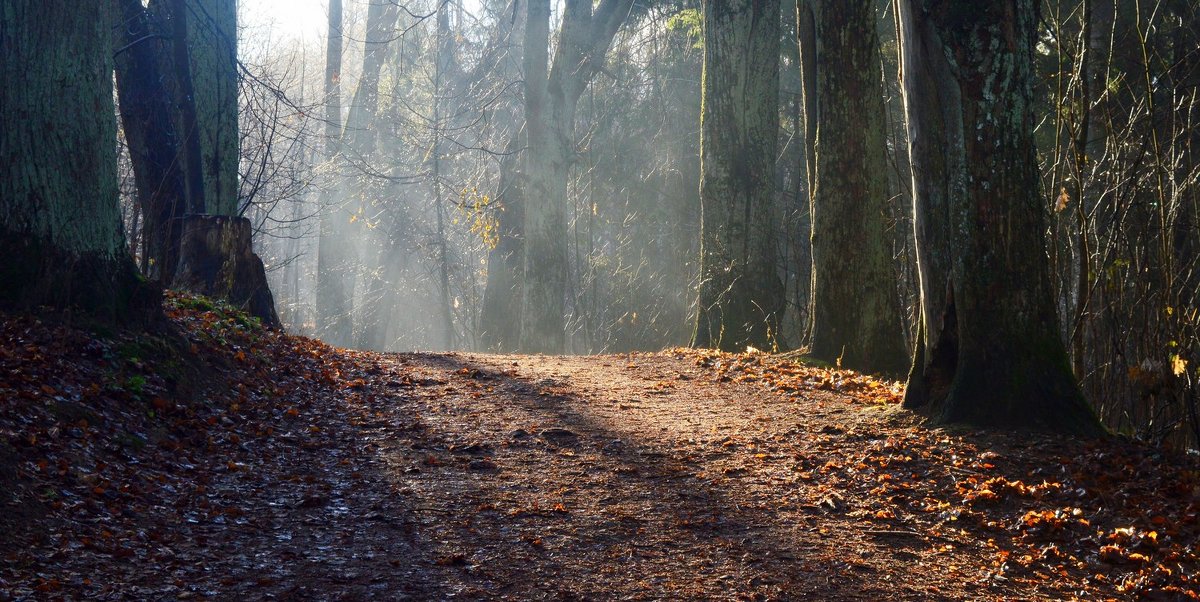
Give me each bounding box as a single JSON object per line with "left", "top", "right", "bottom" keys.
{"left": 2, "top": 0, "right": 1198, "bottom": 442}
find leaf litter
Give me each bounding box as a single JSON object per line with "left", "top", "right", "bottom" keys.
{"left": 0, "top": 296, "right": 1197, "bottom": 600}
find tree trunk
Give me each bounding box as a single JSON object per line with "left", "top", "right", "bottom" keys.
{"left": 432, "top": 0, "right": 456, "bottom": 350}
{"left": 479, "top": 2, "right": 527, "bottom": 352}
{"left": 112, "top": 0, "right": 188, "bottom": 285}
{"left": 519, "top": 0, "right": 566, "bottom": 353}
{"left": 0, "top": 1, "right": 155, "bottom": 320}
{"left": 167, "top": 0, "right": 208, "bottom": 216}
{"left": 342, "top": 0, "right": 398, "bottom": 161}
{"left": 181, "top": 0, "right": 239, "bottom": 216}
{"left": 804, "top": 0, "right": 909, "bottom": 374}
{"left": 347, "top": 0, "right": 400, "bottom": 351}
{"left": 481, "top": 133, "right": 527, "bottom": 351}
{"left": 898, "top": 0, "right": 1102, "bottom": 435}
{"left": 518, "top": 0, "right": 634, "bottom": 353}
{"left": 164, "top": 0, "right": 277, "bottom": 324}
{"left": 316, "top": 0, "right": 355, "bottom": 347}
{"left": 691, "top": 0, "right": 785, "bottom": 352}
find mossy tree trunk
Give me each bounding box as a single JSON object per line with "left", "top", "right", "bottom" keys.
{"left": 519, "top": 0, "right": 634, "bottom": 353}
{"left": 897, "top": 0, "right": 1103, "bottom": 435}
{"left": 0, "top": 1, "right": 154, "bottom": 320}
{"left": 802, "top": 0, "right": 909, "bottom": 375}
{"left": 165, "top": 0, "right": 208, "bottom": 216}
{"left": 158, "top": 0, "right": 278, "bottom": 326}
{"left": 691, "top": 0, "right": 785, "bottom": 352}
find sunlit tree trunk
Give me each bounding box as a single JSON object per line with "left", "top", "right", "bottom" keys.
{"left": 481, "top": 132, "right": 526, "bottom": 351}
{"left": 519, "top": 0, "right": 634, "bottom": 353}
{"left": 432, "top": 0, "right": 457, "bottom": 350}
{"left": 803, "top": 0, "right": 908, "bottom": 374}
{"left": 479, "top": 2, "right": 527, "bottom": 352}
{"left": 112, "top": 0, "right": 188, "bottom": 284}
{"left": 898, "top": 0, "right": 1102, "bottom": 434}
{"left": 691, "top": 0, "right": 785, "bottom": 352}
{"left": 316, "top": 0, "right": 354, "bottom": 346}
{"left": 349, "top": 0, "right": 401, "bottom": 351}
{"left": 0, "top": 1, "right": 153, "bottom": 319}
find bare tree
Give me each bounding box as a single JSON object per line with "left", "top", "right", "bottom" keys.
{"left": 519, "top": 0, "right": 636, "bottom": 353}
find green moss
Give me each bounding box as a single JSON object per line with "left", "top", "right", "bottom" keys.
{"left": 773, "top": 351, "right": 835, "bottom": 369}
{"left": 174, "top": 296, "right": 217, "bottom": 313}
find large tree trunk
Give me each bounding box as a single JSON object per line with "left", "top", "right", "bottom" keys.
{"left": 691, "top": 0, "right": 785, "bottom": 352}
{"left": 316, "top": 0, "right": 355, "bottom": 347}
{"left": 804, "top": 0, "right": 909, "bottom": 374}
{"left": 166, "top": 0, "right": 208, "bottom": 216}
{"left": 520, "top": 0, "right": 569, "bottom": 353}
{"left": 181, "top": 0, "right": 239, "bottom": 216}
{"left": 898, "top": 0, "right": 1102, "bottom": 434}
{"left": 0, "top": 1, "right": 155, "bottom": 320}
{"left": 518, "top": 0, "right": 634, "bottom": 353}
{"left": 112, "top": 0, "right": 188, "bottom": 285}
{"left": 479, "top": 2, "right": 527, "bottom": 352}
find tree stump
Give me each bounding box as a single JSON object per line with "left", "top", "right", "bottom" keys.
{"left": 174, "top": 215, "right": 280, "bottom": 328}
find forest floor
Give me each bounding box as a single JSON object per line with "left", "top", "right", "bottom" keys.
{"left": 2, "top": 294, "right": 1199, "bottom": 600}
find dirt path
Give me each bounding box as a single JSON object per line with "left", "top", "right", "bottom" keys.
{"left": 6, "top": 325, "right": 1194, "bottom": 600}
{"left": 317, "top": 351, "right": 1026, "bottom": 601}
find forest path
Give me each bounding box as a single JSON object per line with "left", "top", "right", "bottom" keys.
{"left": 323, "top": 350, "right": 1013, "bottom": 601}
{"left": 6, "top": 300, "right": 1193, "bottom": 600}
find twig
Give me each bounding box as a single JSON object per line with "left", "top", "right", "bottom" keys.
{"left": 864, "top": 529, "right": 923, "bottom": 537}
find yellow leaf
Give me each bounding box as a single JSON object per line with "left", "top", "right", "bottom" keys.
{"left": 1171, "top": 354, "right": 1187, "bottom": 377}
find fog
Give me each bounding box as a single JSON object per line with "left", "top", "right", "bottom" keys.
{"left": 236, "top": 0, "right": 752, "bottom": 353}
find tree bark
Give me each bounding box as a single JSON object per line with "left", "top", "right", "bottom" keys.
{"left": 183, "top": 0, "right": 239, "bottom": 216}
{"left": 167, "top": 0, "right": 208, "bottom": 216}
{"left": 0, "top": 1, "right": 155, "bottom": 320}
{"left": 691, "top": 0, "right": 785, "bottom": 352}
{"left": 898, "top": 0, "right": 1103, "bottom": 434}
{"left": 164, "top": 0, "right": 277, "bottom": 324}
{"left": 519, "top": 0, "right": 634, "bottom": 353}
{"left": 804, "top": 0, "right": 909, "bottom": 374}
{"left": 112, "top": 0, "right": 188, "bottom": 285}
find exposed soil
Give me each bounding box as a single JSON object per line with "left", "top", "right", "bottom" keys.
{"left": 2, "top": 297, "right": 1198, "bottom": 600}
